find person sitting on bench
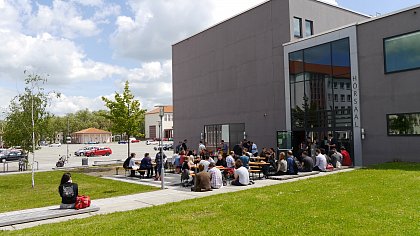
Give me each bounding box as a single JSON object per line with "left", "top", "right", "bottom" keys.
{"left": 58, "top": 172, "right": 78, "bottom": 209}
{"left": 232, "top": 159, "right": 249, "bottom": 186}
{"left": 140, "top": 153, "right": 153, "bottom": 178}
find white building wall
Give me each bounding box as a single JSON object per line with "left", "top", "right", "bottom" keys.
{"left": 145, "top": 113, "right": 173, "bottom": 139}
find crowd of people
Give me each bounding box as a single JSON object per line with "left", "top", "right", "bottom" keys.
{"left": 121, "top": 137, "right": 352, "bottom": 192}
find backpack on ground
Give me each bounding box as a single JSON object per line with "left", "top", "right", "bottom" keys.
{"left": 75, "top": 195, "right": 91, "bottom": 209}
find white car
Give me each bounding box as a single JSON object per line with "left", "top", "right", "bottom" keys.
{"left": 49, "top": 143, "right": 62, "bottom": 147}
{"left": 146, "top": 140, "right": 159, "bottom": 145}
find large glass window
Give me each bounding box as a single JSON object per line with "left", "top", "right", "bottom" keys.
{"left": 289, "top": 38, "right": 352, "bottom": 131}
{"left": 293, "top": 17, "right": 302, "bottom": 38}
{"left": 305, "top": 20, "right": 313, "bottom": 37}
{"left": 387, "top": 113, "right": 420, "bottom": 136}
{"left": 384, "top": 30, "right": 420, "bottom": 73}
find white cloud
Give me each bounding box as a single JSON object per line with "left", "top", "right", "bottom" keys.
{"left": 48, "top": 93, "right": 106, "bottom": 115}
{"left": 0, "top": 31, "right": 124, "bottom": 86}
{"left": 27, "top": 0, "right": 100, "bottom": 38}
{"left": 110, "top": 0, "right": 214, "bottom": 61}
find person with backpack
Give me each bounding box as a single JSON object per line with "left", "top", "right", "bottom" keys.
{"left": 58, "top": 172, "right": 78, "bottom": 209}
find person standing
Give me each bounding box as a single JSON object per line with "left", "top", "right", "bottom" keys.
{"left": 182, "top": 139, "right": 188, "bottom": 152}
{"left": 221, "top": 140, "right": 228, "bottom": 155}
{"left": 58, "top": 172, "right": 78, "bottom": 209}
{"left": 154, "top": 149, "right": 167, "bottom": 181}
{"left": 198, "top": 141, "right": 206, "bottom": 155}
{"left": 208, "top": 163, "right": 223, "bottom": 189}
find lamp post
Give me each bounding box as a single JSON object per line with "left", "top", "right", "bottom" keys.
{"left": 156, "top": 105, "right": 165, "bottom": 190}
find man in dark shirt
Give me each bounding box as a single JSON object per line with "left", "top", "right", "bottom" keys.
{"left": 181, "top": 139, "right": 188, "bottom": 152}
{"left": 301, "top": 151, "right": 314, "bottom": 172}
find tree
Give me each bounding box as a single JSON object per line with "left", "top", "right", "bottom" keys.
{"left": 3, "top": 73, "right": 55, "bottom": 152}
{"left": 3, "top": 72, "right": 59, "bottom": 188}
{"left": 102, "top": 81, "right": 146, "bottom": 157}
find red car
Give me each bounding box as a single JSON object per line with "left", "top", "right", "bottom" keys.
{"left": 85, "top": 147, "right": 112, "bottom": 157}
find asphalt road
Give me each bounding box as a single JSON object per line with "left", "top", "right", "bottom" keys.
{"left": 3, "top": 142, "right": 174, "bottom": 172}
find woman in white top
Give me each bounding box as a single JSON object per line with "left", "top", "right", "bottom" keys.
{"left": 276, "top": 152, "right": 287, "bottom": 175}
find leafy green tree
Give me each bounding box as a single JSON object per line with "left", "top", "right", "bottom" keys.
{"left": 3, "top": 73, "right": 57, "bottom": 152}
{"left": 102, "top": 81, "right": 146, "bottom": 157}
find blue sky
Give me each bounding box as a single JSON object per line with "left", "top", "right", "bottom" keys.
{"left": 0, "top": 0, "right": 418, "bottom": 116}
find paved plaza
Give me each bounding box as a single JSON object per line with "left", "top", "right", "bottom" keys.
{"left": 2, "top": 141, "right": 173, "bottom": 172}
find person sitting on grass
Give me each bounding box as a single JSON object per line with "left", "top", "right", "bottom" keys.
{"left": 301, "top": 151, "right": 314, "bottom": 172}
{"left": 140, "top": 153, "right": 153, "bottom": 178}
{"left": 341, "top": 146, "right": 352, "bottom": 166}
{"left": 275, "top": 152, "right": 287, "bottom": 175}
{"left": 191, "top": 164, "right": 211, "bottom": 192}
{"left": 208, "top": 162, "right": 223, "bottom": 189}
{"left": 286, "top": 150, "right": 298, "bottom": 175}
{"left": 313, "top": 149, "right": 327, "bottom": 172}
{"left": 232, "top": 159, "right": 250, "bottom": 186}
{"left": 58, "top": 172, "right": 78, "bottom": 209}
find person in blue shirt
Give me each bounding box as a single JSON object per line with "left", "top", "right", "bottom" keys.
{"left": 140, "top": 153, "right": 153, "bottom": 178}
{"left": 239, "top": 151, "right": 250, "bottom": 169}
{"left": 286, "top": 150, "right": 297, "bottom": 175}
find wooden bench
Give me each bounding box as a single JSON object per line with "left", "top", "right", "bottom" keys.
{"left": 115, "top": 167, "right": 147, "bottom": 177}
{"left": 0, "top": 206, "right": 100, "bottom": 227}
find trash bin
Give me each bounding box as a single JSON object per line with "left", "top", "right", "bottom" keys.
{"left": 82, "top": 158, "right": 88, "bottom": 166}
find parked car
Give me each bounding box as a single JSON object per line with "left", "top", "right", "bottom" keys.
{"left": 0, "top": 150, "right": 27, "bottom": 162}
{"left": 146, "top": 140, "right": 159, "bottom": 145}
{"left": 74, "top": 146, "right": 97, "bottom": 156}
{"left": 85, "top": 147, "right": 112, "bottom": 157}
{"left": 129, "top": 138, "right": 140, "bottom": 143}
{"left": 154, "top": 143, "right": 174, "bottom": 151}
{"left": 49, "top": 142, "right": 61, "bottom": 147}
{"left": 118, "top": 140, "right": 128, "bottom": 144}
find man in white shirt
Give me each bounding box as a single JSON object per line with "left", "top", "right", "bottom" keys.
{"left": 198, "top": 141, "right": 206, "bottom": 154}
{"left": 208, "top": 163, "right": 223, "bottom": 189}
{"left": 199, "top": 156, "right": 210, "bottom": 172}
{"left": 313, "top": 149, "right": 327, "bottom": 171}
{"left": 232, "top": 159, "right": 249, "bottom": 186}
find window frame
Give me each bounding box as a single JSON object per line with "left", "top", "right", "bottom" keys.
{"left": 305, "top": 19, "right": 314, "bottom": 37}
{"left": 293, "top": 17, "right": 303, "bottom": 38}
{"left": 383, "top": 30, "right": 420, "bottom": 74}
{"left": 386, "top": 112, "right": 420, "bottom": 136}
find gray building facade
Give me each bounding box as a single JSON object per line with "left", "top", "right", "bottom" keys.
{"left": 173, "top": 0, "right": 420, "bottom": 165}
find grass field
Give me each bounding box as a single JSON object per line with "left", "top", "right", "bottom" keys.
{"left": 0, "top": 170, "right": 157, "bottom": 213}
{"left": 3, "top": 162, "right": 419, "bottom": 235}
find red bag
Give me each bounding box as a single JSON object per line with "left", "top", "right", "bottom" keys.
{"left": 75, "top": 195, "right": 91, "bottom": 209}
{"left": 326, "top": 163, "right": 334, "bottom": 171}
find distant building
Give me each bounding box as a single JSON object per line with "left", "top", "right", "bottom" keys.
{"left": 72, "top": 128, "right": 112, "bottom": 144}
{"left": 145, "top": 106, "right": 173, "bottom": 140}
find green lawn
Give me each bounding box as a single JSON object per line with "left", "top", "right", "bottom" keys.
{"left": 0, "top": 171, "right": 157, "bottom": 213}
{"left": 3, "top": 163, "right": 420, "bottom": 235}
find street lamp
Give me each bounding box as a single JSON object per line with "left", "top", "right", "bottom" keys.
{"left": 155, "top": 105, "right": 165, "bottom": 190}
